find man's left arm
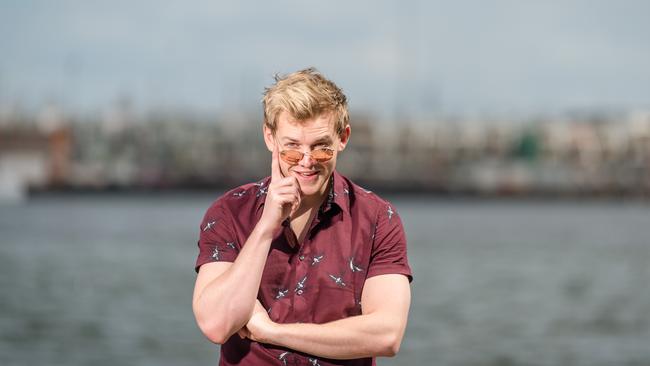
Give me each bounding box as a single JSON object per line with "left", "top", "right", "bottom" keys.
{"left": 243, "top": 273, "right": 411, "bottom": 360}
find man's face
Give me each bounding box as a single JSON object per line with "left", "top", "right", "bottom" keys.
{"left": 264, "top": 111, "right": 350, "bottom": 199}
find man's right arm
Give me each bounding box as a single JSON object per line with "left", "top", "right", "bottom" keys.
{"left": 192, "top": 145, "right": 301, "bottom": 344}
{"left": 192, "top": 222, "right": 275, "bottom": 344}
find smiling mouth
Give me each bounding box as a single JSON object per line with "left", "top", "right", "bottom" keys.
{"left": 294, "top": 171, "right": 319, "bottom": 177}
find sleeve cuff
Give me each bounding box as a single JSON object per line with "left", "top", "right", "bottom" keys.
{"left": 366, "top": 265, "right": 413, "bottom": 283}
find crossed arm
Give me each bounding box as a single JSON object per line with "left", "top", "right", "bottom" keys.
{"left": 192, "top": 224, "right": 277, "bottom": 344}
{"left": 242, "top": 273, "right": 411, "bottom": 359}
{"left": 194, "top": 259, "right": 411, "bottom": 359}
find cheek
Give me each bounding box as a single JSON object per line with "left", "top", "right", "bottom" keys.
{"left": 327, "top": 157, "right": 337, "bottom": 169}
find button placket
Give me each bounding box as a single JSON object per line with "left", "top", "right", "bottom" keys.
{"left": 292, "top": 241, "right": 311, "bottom": 318}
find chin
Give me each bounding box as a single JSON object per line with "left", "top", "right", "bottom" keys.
{"left": 299, "top": 179, "right": 327, "bottom": 196}
{"left": 299, "top": 185, "right": 320, "bottom": 197}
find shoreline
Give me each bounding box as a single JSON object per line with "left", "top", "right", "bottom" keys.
{"left": 25, "top": 184, "right": 650, "bottom": 202}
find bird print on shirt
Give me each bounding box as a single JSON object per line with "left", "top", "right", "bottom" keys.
{"left": 203, "top": 220, "right": 216, "bottom": 232}
{"left": 211, "top": 246, "right": 220, "bottom": 261}
{"left": 232, "top": 191, "right": 246, "bottom": 197}
{"left": 295, "top": 276, "right": 307, "bottom": 295}
{"left": 311, "top": 254, "right": 324, "bottom": 266}
{"left": 308, "top": 358, "right": 321, "bottom": 366}
{"left": 278, "top": 351, "right": 290, "bottom": 365}
{"left": 328, "top": 274, "right": 346, "bottom": 287}
{"left": 256, "top": 185, "right": 268, "bottom": 197}
{"left": 349, "top": 257, "right": 364, "bottom": 273}
{"left": 226, "top": 242, "right": 236, "bottom": 250}
{"left": 387, "top": 205, "right": 394, "bottom": 221}
{"left": 254, "top": 180, "right": 266, "bottom": 196}
{"left": 328, "top": 190, "right": 338, "bottom": 201}
{"left": 275, "top": 288, "right": 289, "bottom": 300}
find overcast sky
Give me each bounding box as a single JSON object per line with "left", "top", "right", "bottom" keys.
{"left": 1, "top": 0, "right": 649, "bottom": 118}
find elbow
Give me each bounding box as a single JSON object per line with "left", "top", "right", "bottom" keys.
{"left": 207, "top": 332, "right": 230, "bottom": 345}
{"left": 204, "top": 326, "right": 230, "bottom": 345}
{"left": 193, "top": 305, "right": 236, "bottom": 345}
{"left": 381, "top": 340, "right": 401, "bottom": 357}
{"left": 378, "top": 331, "right": 403, "bottom": 357}
{"left": 193, "top": 298, "right": 253, "bottom": 345}
{"left": 196, "top": 318, "right": 232, "bottom": 345}
{"left": 383, "top": 341, "right": 401, "bottom": 358}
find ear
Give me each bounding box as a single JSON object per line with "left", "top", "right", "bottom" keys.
{"left": 337, "top": 125, "right": 351, "bottom": 151}
{"left": 263, "top": 124, "right": 275, "bottom": 152}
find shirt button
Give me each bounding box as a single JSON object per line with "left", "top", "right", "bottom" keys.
{"left": 296, "top": 289, "right": 304, "bottom": 295}
{"left": 299, "top": 255, "right": 305, "bottom": 261}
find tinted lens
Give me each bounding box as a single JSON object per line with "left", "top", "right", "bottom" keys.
{"left": 311, "top": 149, "right": 334, "bottom": 162}
{"left": 280, "top": 150, "right": 303, "bottom": 164}
{"left": 280, "top": 149, "right": 334, "bottom": 164}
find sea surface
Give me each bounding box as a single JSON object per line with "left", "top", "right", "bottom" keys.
{"left": 1, "top": 193, "right": 649, "bottom": 366}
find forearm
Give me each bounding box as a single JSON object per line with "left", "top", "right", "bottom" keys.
{"left": 264, "top": 313, "right": 403, "bottom": 360}
{"left": 194, "top": 221, "right": 275, "bottom": 342}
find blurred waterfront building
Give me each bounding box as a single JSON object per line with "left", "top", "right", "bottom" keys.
{"left": 1, "top": 105, "right": 649, "bottom": 198}
{"left": 0, "top": 105, "right": 72, "bottom": 202}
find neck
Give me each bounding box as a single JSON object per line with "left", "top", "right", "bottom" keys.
{"left": 301, "top": 194, "right": 326, "bottom": 211}
{"left": 293, "top": 177, "right": 332, "bottom": 217}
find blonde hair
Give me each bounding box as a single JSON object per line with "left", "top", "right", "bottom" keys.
{"left": 262, "top": 67, "right": 349, "bottom": 135}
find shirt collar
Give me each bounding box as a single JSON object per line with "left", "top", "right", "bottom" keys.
{"left": 321, "top": 170, "right": 350, "bottom": 215}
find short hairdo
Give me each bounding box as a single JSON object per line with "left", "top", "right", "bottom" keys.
{"left": 262, "top": 67, "right": 349, "bottom": 135}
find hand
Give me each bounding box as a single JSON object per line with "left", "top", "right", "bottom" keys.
{"left": 241, "top": 301, "right": 277, "bottom": 344}
{"left": 259, "top": 144, "right": 302, "bottom": 229}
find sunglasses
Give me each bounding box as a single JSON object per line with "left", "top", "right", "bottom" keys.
{"left": 280, "top": 148, "right": 335, "bottom": 164}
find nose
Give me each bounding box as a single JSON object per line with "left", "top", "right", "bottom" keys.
{"left": 299, "top": 151, "right": 316, "bottom": 168}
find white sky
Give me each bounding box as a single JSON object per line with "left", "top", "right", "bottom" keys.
{"left": 1, "top": 0, "right": 649, "bottom": 118}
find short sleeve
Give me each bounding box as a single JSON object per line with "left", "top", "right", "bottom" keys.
{"left": 195, "top": 199, "right": 241, "bottom": 272}
{"left": 366, "top": 202, "right": 413, "bottom": 283}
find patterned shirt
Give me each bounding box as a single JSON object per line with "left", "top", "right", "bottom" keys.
{"left": 195, "top": 170, "right": 413, "bottom": 366}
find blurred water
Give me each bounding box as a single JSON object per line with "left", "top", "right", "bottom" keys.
{"left": 1, "top": 194, "right": 649, "bottom": 366}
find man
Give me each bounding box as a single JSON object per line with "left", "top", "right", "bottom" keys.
{"left": 193, "top": 68, "right": 412, "bottom": 366}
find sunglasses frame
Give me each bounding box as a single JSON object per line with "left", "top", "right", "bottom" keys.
{"left": 279, "top": 147, "right": 335, "bottom": 164}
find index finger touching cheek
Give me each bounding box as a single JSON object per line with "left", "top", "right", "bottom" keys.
{"left": 271, "top": 143, "right": 283, "bottom": 180}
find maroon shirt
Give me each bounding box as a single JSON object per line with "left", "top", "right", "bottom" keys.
{"left": 195, "top": 170, "right": 413, "bottom": 366}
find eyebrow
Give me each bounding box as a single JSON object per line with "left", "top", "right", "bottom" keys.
{"left": 313, "top": 136, "right": 333, "bottom": 145}
{"left": 281, "top": 136, "right": 333, "bottom": 145}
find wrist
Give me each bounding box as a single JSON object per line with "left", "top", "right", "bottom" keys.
{"left": 262, "top": 321, "right": 283, "bottom": 346}
{"left": 255, "top": 218, "right": 281, "bottom": 239}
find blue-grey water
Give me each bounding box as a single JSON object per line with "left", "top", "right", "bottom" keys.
{"left": 1, "top": 194, "right": 649, "bottom": 366}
